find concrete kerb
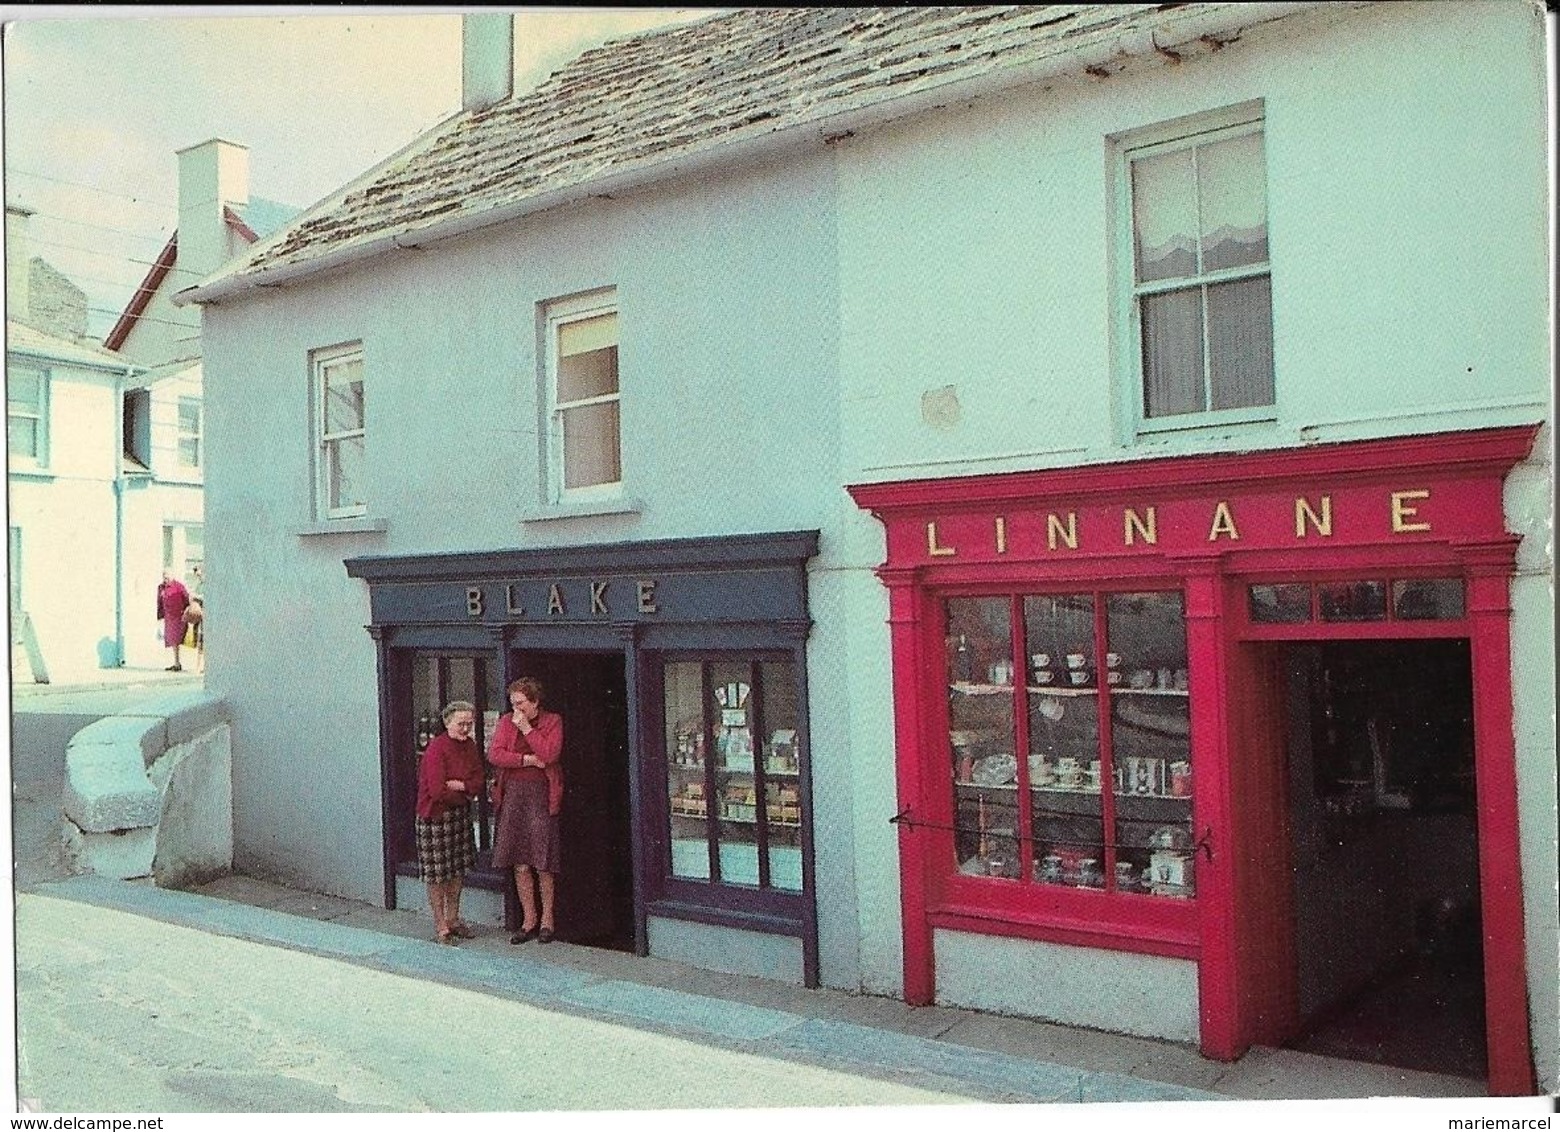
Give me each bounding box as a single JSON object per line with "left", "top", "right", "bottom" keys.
{"left": 60, "top": 691, "right": 232, "bottom": 883}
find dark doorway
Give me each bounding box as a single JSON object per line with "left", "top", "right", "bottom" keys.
{"left": 505, "top": 650, "right": 635, "bottom": 951}
{"left": 1281, "top": 639, "right": 1485, "bottom": 1079}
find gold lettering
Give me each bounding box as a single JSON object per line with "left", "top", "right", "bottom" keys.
{"left": 1047, "top": 512, "right": 1078, "bottom": 551}
{"left": 547, "top": 584, "right": 566, "bottom": 615}
{"left": 1124, "top": 507, "right": 1157, "bottom": 546}
{"left": 590, "top": 581, "right": 609, "bottom": 615}
{"left": 466, "top": 587, "right": 484, "bottom": 617}
{"left": 995, "top": 516, "right": 1007, "bottom": 555}
{"left": 505, "top": 584, "right": 524, "bottom": 615}
{"left": 1208, "top": 501, "right": 1240, "bottom": 542}
{"left": 1391, "top": 489, "right": 1432, "bottom": 533}
{"left": 927, "top": 522, "right": 956, "bottom": 557}
{"left": 637, "top": 579, "right": 658, "bottom": 614}
{"left": 1295, "top": 496, "right": 1332, "bottom": 538}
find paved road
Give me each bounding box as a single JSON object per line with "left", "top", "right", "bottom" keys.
{"left": 14, "top": 893, "right": 975, "bottom": 1113}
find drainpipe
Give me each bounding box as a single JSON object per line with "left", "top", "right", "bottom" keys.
{"left": 111, "top": 364, "right": 131, "bottom": 667}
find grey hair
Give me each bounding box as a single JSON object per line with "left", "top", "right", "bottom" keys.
{"left": 442, "top": 700, "right": 476, "bottom": 722}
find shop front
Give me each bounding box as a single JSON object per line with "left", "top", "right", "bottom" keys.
{"left": 344, "top": 530, "right": 822, "bottom": 986}
{"left": 849, "top": 426, "right": 1538, "bottom": 1094}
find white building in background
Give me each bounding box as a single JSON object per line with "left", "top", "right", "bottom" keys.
{"left": 6, "top": 139, "right": 295, "bottom": 679}
{"left": 104, "top": 138, "right": 297, "bottom": 667}
{"left": 7, "top": 204, "right": 141, "bottom": 682}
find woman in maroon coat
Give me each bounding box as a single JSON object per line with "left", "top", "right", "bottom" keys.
{"left": 488, "top": 677, "right": 564, "bottom": 944}
{"left": 415, "top": 700, "right": 485, "bottom": 944}
{"left": 156, "top": 571, "right": 190, "bottom": 671}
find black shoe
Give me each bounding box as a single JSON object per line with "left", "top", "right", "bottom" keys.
{"left": 537, "top": 927, "right": 554, "bottom": 944}
{"left": 166, "top": 664, "right": 182, "bottom": 671}
{"left": 510, "top": 927, "right": 538, "bottom": 945}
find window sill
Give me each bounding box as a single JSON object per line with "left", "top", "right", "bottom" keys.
{"left": 295, "top": 516, "right": 389, "bottom": 538}
{"left": 1134, "top": 411, "right": 1278, "bottom": 440}
{"left": 521, "top": 496, "right": 643, "bottom": 524}
{"left": 8, "top": 466, "right": 55, "bottom": 481}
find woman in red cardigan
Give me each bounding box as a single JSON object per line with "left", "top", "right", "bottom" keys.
{"left": 488, "top": 677, "right": 564, "bottom": 944}
{"left": 415, "top": 700, "right": 484, "bottom": 944}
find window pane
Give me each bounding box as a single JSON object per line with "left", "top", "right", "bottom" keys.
{"left": 8, "top": 371, "right": 41, "bottom": 412}
{"left": 178, "top": 437, "right": 201, "bottom": 467}
{"left": 561, "top": 400, "right": 621, "bottom": 490}
{"left": 1207, "top": 276, "right": 1274, "bottom": 411}
{"left": 1107, "top": 593, "right": 1192, "bottom": 898}
{"left": 711, "top": 660, "right": 758, "bottom": 887}
{"left": 760, "top": 660, "right": 803, "bottom": 891}
{"left": 1249, "top": 583, "right": 1311, "bottom": 623}
{"left": 1132, "top": 148, "right": 1198, "bottom": 283}
{"left": 558, "top": 312, "right": 617, "bottom": 357}
{"left": 665, "top": 661, "right": 710, "bottom": 880}
{"left": 324, "top": 360, "right": 364, "bottom": 433}
{"left": 1197, "top": 132, "right": 1268, "bottom": 272}
{"left": 328, "top": 435, "right": 365, "bottom": 511}
{"left": 1318, "top": 581, "right": 1387, "bottom": 622}
{"left": 557, "top": 344, "right": 619, "bottom": 403}
{"left": 947, "top": 598, "right": 1019, "bottom": 879}
{"left": 8, "top": 418, "right": 38, "bottom": 458}
{"left": 1024, "top": 594, "right": 1102, "bottom": 888}
{"left": 178, "top": 398, "right": 201, "bottom": 433}
{"left": 1392, "top": 579, "right": 1465, "bottom": 621}
{"left": 1141, "top": 287, "right": 1206, "bottom": 418}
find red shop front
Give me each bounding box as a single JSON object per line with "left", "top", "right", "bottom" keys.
{"left": 849, "top": 425, "right": 1538, "bottom": 1095}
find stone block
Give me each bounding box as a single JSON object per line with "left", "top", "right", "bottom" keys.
{"left": 65, "top": 715, "right": 165, "bottom": 767}
{"left": 152, "top": 724, "right": 234, "bottom": 890}
{"left": 161, "top": 696, "right": 228, "bottom": 752}
{"left": 61, "top": 819, "right": 156, "bottom": 880}
{"left": 62, "top": 743, "right": 160, "bottom": 833}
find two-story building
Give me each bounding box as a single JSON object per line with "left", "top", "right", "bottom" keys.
{"left": 7, "top": 204, "right": 141, "bottom": 681}
{"left": 180, "top": 5, "right": 1553, "bottom": 1095}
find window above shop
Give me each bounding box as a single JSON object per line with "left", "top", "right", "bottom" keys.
{"left": 311, "top": 343, "right": 367, "bottom": 520}
{"left": 543, "top": 290, "right": 621, "bottom": 505}
{"left": 1121, "top": 106, "right": 1273, "bottom": 433}
{"left": 7, "top": 365, "right": 48, "bottom": 468}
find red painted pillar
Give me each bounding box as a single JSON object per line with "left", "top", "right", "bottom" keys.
{"left": 1465, "top": 545, "right": 1536, "bottom": 1096}
{"left": 882, "top": 567, "right": 936, "bottom": 1005}
{"left": 1181, "top": 559, "right": 1243, "bottom": 1061}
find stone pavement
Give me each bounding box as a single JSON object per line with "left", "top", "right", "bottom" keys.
{"left": 24, "top": 871, "right": 1486, "bottom": 1106}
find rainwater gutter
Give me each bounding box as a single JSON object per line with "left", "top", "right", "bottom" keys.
{"left": 176, "top": 2, "right": 1336, "bottom": 309}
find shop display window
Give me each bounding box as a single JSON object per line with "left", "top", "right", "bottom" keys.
{"left": 663, "top": 656, "right": 802, "bottom": 891}
{"left": 946, "top": 591, "right": 1194, "bottom": 898}
{"left": 406, "top": 653, "right": 503, "bottom": 867}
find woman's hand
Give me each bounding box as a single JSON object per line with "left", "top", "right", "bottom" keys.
{"left": 445, "top": 778, "right": 465, "bottom": 793}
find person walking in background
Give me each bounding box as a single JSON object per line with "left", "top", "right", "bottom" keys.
{"left": 415, "top": 700, "right": 484, "bottom": 944}
{"left": 488, "top": 677, "right": 564, "bottom": 945}
{"left": 156, "top": 570, "right": 190, "bottom": 671}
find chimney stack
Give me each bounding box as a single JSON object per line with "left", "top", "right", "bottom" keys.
{"left": 462, "top": 12, "right": 514, "bottom": 113}
{"left": 6, "top": 204, "right": 34, "bottom": 325}
{"left": 176, "top": 138, "right": 249, "bottom": 288}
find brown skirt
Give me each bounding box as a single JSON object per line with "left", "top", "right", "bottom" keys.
{"left": 491, "top": 775, "right": 561, "bottom": 873}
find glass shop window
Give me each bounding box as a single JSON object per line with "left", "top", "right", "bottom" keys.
{"left": 664, "top": 656, "right": 802, "bottom": 891}
{"left": 1247, "top": 578, "right": 1465, "bottom": 625}
{"left": 946, "top": 590, "right": 1195, "bottom": 899}
{"left": 406, "top": 654, "right": 504, "bottom": 866}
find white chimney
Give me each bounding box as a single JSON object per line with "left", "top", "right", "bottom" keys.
{"left": 6, "top": 203, "right": 34, "bottom": 325}
{"left": 462, "top": 12, "right": 514, "bottom": 113}
{"left": 176, "top": 138, "right": 250, "bottom": 287}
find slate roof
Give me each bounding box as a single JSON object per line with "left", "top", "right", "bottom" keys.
{"left": 7, "top": 320, "right": 137, "bottom": 371}
{"left": 201, "top": 4, "right": 1306, "bottom": 292}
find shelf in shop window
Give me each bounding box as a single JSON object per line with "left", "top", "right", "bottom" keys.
{"left": 1110, "top": 688, "right": 1189, "bottom": 697}
{"left": 717, "top": 812, "right": 802, "bottom": 828}
{"left": 954, "top": 780, "right": 1019, "bottom": 792}
{"left": 1025, "top": 685, "right": 1099, "bottom": 696}
{"left": 949, "top": 681, "right": 1020, "bottom": 696}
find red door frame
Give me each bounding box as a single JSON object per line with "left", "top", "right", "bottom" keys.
{"left": 849, "top": 425, "right": 1539, "bottom": 1095}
